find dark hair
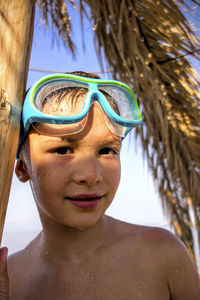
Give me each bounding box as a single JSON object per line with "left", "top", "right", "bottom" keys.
{"left": 69, "top": 71, "right": 100, "bottom": 79}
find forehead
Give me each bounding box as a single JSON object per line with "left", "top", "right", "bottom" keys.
{"left": 27, "top": 104, "right": 122, "bottom": 147}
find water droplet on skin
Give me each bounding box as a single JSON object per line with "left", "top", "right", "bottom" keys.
{"left": 91, "top": 275, "right": 95, "bottom": 280}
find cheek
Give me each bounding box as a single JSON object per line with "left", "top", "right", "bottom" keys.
{"left": 28, "top": 164, "right": 57, "bottom": 201}
{"left": 29, "top": 156, "right": 61, "bottom": 182}
{"left": 29, "top": 159, "right": 71, "bottom": 200}
{"left": 105, "top": 160, "right": 121, "bottom": 191}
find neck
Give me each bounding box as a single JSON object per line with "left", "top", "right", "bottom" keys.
{"left": 37, "top": 214, "right": 112, "bottom": 262}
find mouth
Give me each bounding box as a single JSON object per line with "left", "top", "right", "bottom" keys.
{"left": 66, "top": 194, "right": 103, "bottom": 209}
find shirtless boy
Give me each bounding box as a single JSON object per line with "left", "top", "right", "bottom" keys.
{"left": 0, "top": 72, "right": 199, "bottom": 299}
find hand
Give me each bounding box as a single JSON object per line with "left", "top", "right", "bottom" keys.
{"left": 0, "top": 248, "right": 9, "bottom": 299}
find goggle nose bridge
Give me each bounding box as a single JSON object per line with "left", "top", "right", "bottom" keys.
{"left": 87, "top": 82, "right": 108, "bottom": 105}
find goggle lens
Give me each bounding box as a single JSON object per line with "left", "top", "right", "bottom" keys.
{"left": 26, "top": 76, "right": 142, "bottom": 138}
{"left": 98, "top": 85, "right": 140, "bottom": 121}
{"left": 34, "top": 80, "right": 88, "bottom": 116}
{"left": 32, "top": 115, "right": 88, "bottom": 136}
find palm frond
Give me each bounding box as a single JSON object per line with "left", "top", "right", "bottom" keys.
{"left": 37, "top": 0, "right": 76, "bottom": 54}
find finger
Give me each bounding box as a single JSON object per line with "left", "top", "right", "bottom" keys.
{"left": 0, "top": 247, "right": 9, "bottom": 299}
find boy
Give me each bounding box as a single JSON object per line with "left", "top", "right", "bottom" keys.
{"left": 0, "top": 72, "right": 199, "bottom": 299}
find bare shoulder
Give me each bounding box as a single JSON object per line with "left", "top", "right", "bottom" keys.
{"left": 7, "top": 234, "right": 41, "bottom": 300}
{"left": 110, "top": 217, "right": 192, "bottom": 256}
{"left": 109, "top": 217, "right": 200, "bottom": 299}
{"left": 107, "top": 216, "right": 183, "bottom": 258}
{"left": 109, "top": 215, "right": 179, "bottom": 246}
{"left": 8, "top": 247, "right": 29, "bottom": 274}
{"left": 8, "top": 233, "right": 39, "bottom": 270}
{"left": 8, "top": 248, "right": 30, "bottom": 299}
{"left": 145, "top": 227, "right": 200, "bottom": 299}
{"left": 114, "top": 218, "right": 198, "bottom": 273}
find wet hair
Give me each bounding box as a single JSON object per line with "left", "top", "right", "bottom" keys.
{"left": 41, "top": 71, "right": 119, "bottom": 116}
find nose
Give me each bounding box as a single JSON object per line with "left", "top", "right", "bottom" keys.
{"left": 72, "top": 155, "right": 103, "bottom": 186}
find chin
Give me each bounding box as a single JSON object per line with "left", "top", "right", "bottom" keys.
{"left": 63, "top": 214, "right": 104, "bottom": 231}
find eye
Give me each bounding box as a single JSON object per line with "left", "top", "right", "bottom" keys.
{"left": 99, "top": 147, "right": 117, "bottom": 156}
{"left": 52, "top": 147, "right": 72, "bottom": 155}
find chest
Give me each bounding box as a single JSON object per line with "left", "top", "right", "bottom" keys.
{"left": 11, "top": 255, "right": 170, "bottom": 300}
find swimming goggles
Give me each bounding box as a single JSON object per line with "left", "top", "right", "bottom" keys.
{"left": 18, "top": 73, "right": 142, "bottom": 153}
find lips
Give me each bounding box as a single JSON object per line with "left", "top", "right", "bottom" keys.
{"left": 66, "top": 194, "right": 103, "bottom": 209}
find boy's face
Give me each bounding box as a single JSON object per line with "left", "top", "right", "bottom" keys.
{"left": 16, "top": 104, "right": 121, "bottom": 230}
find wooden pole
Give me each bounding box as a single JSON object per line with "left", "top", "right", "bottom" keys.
{"left": 0, "top": 0, "right": 35, "bottom": 243}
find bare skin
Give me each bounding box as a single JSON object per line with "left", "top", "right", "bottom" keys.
{"left": 1, "top": 105, "right": 199, "bottom": 299}
{"left": 6, "top": 218, "right": 200, "bottom": 300}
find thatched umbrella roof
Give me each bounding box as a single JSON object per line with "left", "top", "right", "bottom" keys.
{"left": 37, "top": 0, "right": 200, "bottom": 262}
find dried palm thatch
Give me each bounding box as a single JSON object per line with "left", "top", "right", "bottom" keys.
{"left": 37, "top": 0, "right": 200, "bottom": 261}
{"left": 37, "top": 0, "right": 76, "bottom": 54}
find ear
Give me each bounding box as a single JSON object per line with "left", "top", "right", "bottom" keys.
{"left": 15, "top": 156, "right": 30, "bottom": 183}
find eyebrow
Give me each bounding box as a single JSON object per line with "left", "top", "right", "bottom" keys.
{"left": 42, "top": 135, "right": 122, "bottom": 147}
{"left": 42, "top": 137, "right": 81, "bottom": 148}
{"left": 95, "top": 136, "right": 122, "bottom": 149}
{"left": 42, "top": 137, "right": 71, "bottom": 144}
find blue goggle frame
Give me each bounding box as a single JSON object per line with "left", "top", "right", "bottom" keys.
{"left": 18, "top": 73, "right": 143, "bottom": 156}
